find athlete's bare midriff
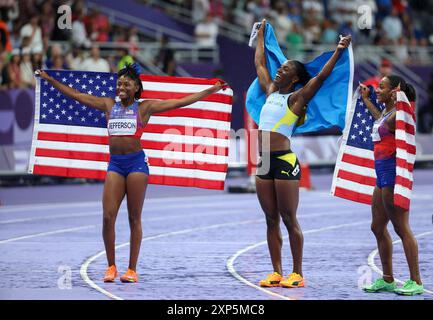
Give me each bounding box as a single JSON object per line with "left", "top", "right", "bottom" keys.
{"left": 109, "top": 136, "right": 143, "bottom": 155}
{"left": 258, "top": 130, "right": 291, "bottom": 153}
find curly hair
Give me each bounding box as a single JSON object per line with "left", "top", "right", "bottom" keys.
{"left": 117, "top": 63, "right": 143, "bottom": 100}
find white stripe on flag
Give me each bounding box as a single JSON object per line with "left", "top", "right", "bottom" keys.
{"left": 396, "top": 148, "right": 416, "bottom": 163}
{"left": 34, "top": 156, "right": 108, "bottom": 171}
{"left": 398, "top": 113, "right": 416, "bottom": 127}
{"left": 394, "top": 184, "right": 412, "bottom": 199}
{"left": 36, "top": 140, "right": 109, "bottom": 153}
{"left": 150, "top": 166, "right": 226, "bottom": 181}
{"left": 34, "top": 157, "right": 226, "bottom": 181}
{"left": 338, "top": 161, "right": 376, "bottom": 177}
{"left": 396, "top": 167, "right": 414, "bottom": 180}
{"left": 39, "top": 123, "right": 107, "bottom": 136}
{"left": 397, "top": 91, "right": 410, "bottom": 105}
{"left": 345, "top": 145, "right": 375, "bottom": 159}
{"left": 141, "top": 132, "right": 228, "bottom": 147}
{"left": 141, "top": 81, "right": 233, "bottom": 96}
{"left": 36, "top": 140, "right": 227, "bottom": 163}
{"left": 395, "top": 129, "right": 416, "bottom": 146}
{"left": 140, "top": 99, "right": 233, "bottom": 113}
{"left": 146, "top": 149, "right": 227, "bottom": 164}
{"left": 182, "top": 101, "right": 232, "bottom": 113}
{"left": 148, "top": 116, "right": 231, "bottom": 130}
{"left": 335, "top": 178, "right": 375, "bottom": 196}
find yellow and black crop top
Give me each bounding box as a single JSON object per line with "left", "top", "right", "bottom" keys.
{"left": 258, "top": 91, "right": 299, "bottom": 138}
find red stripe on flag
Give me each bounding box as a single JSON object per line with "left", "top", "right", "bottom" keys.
{"left": 141, "top": 90, "right": 232, "bottom": 105}
{"left": 35, "top": 148, "right": 109, "bottom": 162}
{"left": 396, "top": 121, "right": 415, "bottom": 135}
{"left": 142, "top": 140, "right": 228, "bottom": 156}
{"left": 395, "top": 139, "right": 416, "bottom": 155}
{"left": 341, "top": 154, "right": 375, "bottom": 168}
{"left": 154, "top": 108, "right": 231, "bottom": 122}
{"left": 34, "top": 148, "right": 228, "bottom": 172}
{"left": 33, "top": 165, "right": 107, "bottom": 180}
{"left": 38, "top": 132, "right": 109, "bottom": 145}
{"left": 334, "top": 187, "right": 372, "bottom": 205}
{"left": 140, "top": 75, "right": 222, "bottom": 85}
{"left": 148, "top": 175, "right": 224, "bottom": 190}
{"left": 394, "top": 193, "right": 410, "bottom": 211}
{"left": 396, "top": 101, "right": 416, "bottom": 121}
{"left": 148, "top": 157, "right": 228, "bottom": 172}
{"left": 395, "top": 175, "right": 413, "bottom": 190}
{"left": 396, "top": 158, "right": 414, "bottom": 172}
{"left": 337, "top": 169, "right": 376, "bottom": 186}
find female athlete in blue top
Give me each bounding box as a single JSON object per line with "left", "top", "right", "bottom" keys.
{"left": 36, "top": 64, "right": 226, "bottom": 283}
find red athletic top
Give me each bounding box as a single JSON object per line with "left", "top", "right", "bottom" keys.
{"left": 372, "top": 110, "right": 396, "bottom": 160}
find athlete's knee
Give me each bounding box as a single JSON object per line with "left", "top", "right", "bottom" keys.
{"left": 371, "top": 221, "right": 387, "bottom": 238}
{"left": 103, "top": 210, "right": 117, "bottom": 227}
{"left": 390, "top": 220, "right": 408, "bottom": 239}
{"left": 128, "top": 212, "right": 142, "bottom": 227}
{"left": 265, "top": 214, "right": 280, "bottom": 229}
{"left": 281, "top": 212, "right": 299, "bottom": 232}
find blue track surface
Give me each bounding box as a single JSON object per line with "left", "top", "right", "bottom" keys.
{"left": 0, "top": 171, "right": 432, "bottom": 300}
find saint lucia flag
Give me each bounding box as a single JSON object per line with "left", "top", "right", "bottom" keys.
{"left": 246, "top": 23, "right": 354, "bottom": 134}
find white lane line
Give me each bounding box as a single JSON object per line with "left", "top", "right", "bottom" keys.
{"left": 80, "top": 219, "right": 261, "bottom": 300}
{"left": 226, "top": 220, "right": 371, "bottom": 301}
{"left": 0, "top": 194, "right": 250, "bottom": 213}
{"left": 3, "top": 186, "right": 432, "bottom": 214}
{"left": 0, "top": 208, "right": 348, "bottom": 245}
{"left": 0, "top": 190, "right": 376, "bottom": 214}
{"left": 0, "top": 209, "right": 252, "bottom": 245}
{"left": 0, "top": 225, "right": 96, "bottom": 245}
{"left": 367, "top": 230, "right": 433, "bottom": 294}
{"left": 0, "top": 199, "right": 258, "bottom": 219}
{"left": 0, "top": 209, "right": 248, "bottom": 225}
{"left": 82, "top": 219, "right": 371, "bottom": 301}
{"left": 0, "top": 204, "right": 369, "bottom": 225}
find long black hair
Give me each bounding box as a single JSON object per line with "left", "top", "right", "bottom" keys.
{"left": 117, "top": 63, "right": 143, "bottom": 100}
{"left": 387, "top": 75, "right": 416, "bottom": 102}
{"left": 291, "top": 60, "right": 312, "bottom": 86}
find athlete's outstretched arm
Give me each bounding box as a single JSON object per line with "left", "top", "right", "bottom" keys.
{"left": 359, "top": 83, "right": 382, "bottom": 120}
{"left": 254, "top": 19, "right": 277, "bottom": 96}
{"left": 290, "top": 35, "right": 352, "bottom": 115}
{"left": 143, "top": 81, "right": 227, "bottom": 115}
{"left": 35, "top": 70, "right": 114, "bottom": 112}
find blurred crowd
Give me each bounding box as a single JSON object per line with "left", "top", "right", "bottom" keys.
{"left": 0, "top": 0, "right": 149, "bottom": 89}
{"left": 161, "top": 0, "right": 433, "bottom": 59}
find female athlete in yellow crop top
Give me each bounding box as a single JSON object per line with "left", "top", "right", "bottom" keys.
{"left": 254, "top": 19, "right": 352, "bottom": 288}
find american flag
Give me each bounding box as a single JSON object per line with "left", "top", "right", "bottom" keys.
{"left": 331, "top": 88, "right": 416, "bottom": 210}
{"left": 28, "top": 70, "right": 233, "bottom": 190}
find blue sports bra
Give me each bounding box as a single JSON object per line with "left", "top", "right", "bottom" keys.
{"left": 258, "top": 91, "right": 299, "bottom": 139}
{"left": 107, "top": 101, "right": 144, "bottom": 139}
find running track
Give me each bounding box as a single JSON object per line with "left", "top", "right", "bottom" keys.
{"left": 1, "top": 170, "right": 432, "bottom": 300}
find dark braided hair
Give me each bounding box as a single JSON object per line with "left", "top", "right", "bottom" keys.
{"left": 117, "top": 63, "right": 143, "bottom": 100}
{"left": 291, "top": 60, "right": 312, "bottom": 86}
{"left": 386, "top": 75, "right": 416, "bottom": 102}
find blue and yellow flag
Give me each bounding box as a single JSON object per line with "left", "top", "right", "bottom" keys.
{"left": 246, "top": 23, "right": 353, "bottom": 134}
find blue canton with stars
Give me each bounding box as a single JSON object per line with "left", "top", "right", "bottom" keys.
{"left": 39, "top": 70, "right": 117, "bottom": 128}
{"left": 346, "top": 85, "right": 385, "bottom": 151}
